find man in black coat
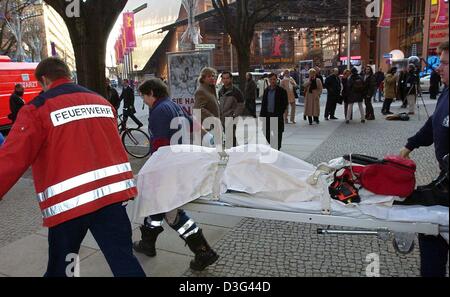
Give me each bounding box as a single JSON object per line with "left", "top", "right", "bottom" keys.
{"left": 324, "top": 68, "right": 342, "bottom": 120}
{"left": 106, "top": 78, "right": 121, "bottom": 111}
{"left": 9, "top": 84, "right": 25, "bottom": 123}
{"left": 260, "top": 73, "right": 288, "bottom": 150}
{"left": 120, "top": 79, "right": 143, "bottom": 129}
{"left": 245, "top": 73, "right": 257, "bottom": 118}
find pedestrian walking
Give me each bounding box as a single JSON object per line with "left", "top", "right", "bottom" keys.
{"left": 260, "top": 73, "right": 288, "bottom": 150}
{"left": 8, "top": 84, "right": 25, "bottom": 124}
{"left": 341, "top": 69, "right": 352, "bottom": 120}
{"left": 382, "top": 67, "right": 398, "bottom": 115}
{"left": 398, "top": 69, "right": 408, "bottom": 108}
{"left": 403, "top": 64, "right": 420, "bottom": 115}
{"left": 218, "top": 72, "right": 245, "bottom": 147}
{"left": 324, "top": 68, "right": 342, "bottom": 120}
{"left": 363, "top": 66, "right": 376, "bottom": 120}
{"left": 106, "top": 78, "right": 121, "bottom": 112}
{"left": 133, "top": 79, "right": 219, "bottom": 271}
{"left": 0, "top": 57, "right": 145, "bottom": 277}
{"left": 346, "top": 67, "right": 366, "bottom": 124}
{"left": 280, "top": 70, "right": 298, "bottom": 124}
{"left": 303, "top": 69, "right": 323, "bottom": 125}
{"left": 120, "top": 79, "right": 143, "bottom": 130}
{"left": 245, "top": 73, "right": 257, "bottom": 118}
{"left": 194, "top": 67, "right": 220, "bottom": 126}
{"left": 374, "top": 67, "right": 385, "bottom": 102}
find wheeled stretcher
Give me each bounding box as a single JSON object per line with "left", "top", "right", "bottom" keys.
{"left": 133, "top": 145, "right": 449, "bottom": 254}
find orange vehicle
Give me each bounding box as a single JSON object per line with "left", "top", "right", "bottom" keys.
{"left": 0, "top": 55, "right": 41, "bottom": 129}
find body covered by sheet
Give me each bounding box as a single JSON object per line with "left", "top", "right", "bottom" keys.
{"left": 133, "top": 145, "right": 448, "bottom": 230}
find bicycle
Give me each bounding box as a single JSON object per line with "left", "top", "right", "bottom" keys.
{"left": 117, "top": 114, "right": 152, "bottom": 159}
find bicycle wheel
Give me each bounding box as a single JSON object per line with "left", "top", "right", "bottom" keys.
{"left": 122, "top": 128, "right": 151, "bottom": 158}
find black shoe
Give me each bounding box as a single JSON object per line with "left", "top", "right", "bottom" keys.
{"left": 386, "top": 111, "right": 394, "bottom": 115}
{"left": 330, "top": 116, "right": 338, "bottom": 120}
{"left": 133, "top": 225, "right": 163, "bottom": 257}
{"left": 325, "top": 117, "right": 329, "bottom": 121}
{"left": 185, "top": 229, "right": 219, "bottom": 271}
{"left": 361, "top": 120, "right": 366, "bottom": 123}
{"left": 346, "top": 120, "right": 350, "bottom": 124}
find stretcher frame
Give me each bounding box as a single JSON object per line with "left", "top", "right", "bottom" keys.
{"left": 176, "top": 150, "right": 447, "bottom": 254}
{"left": 184, "top": 199, "right": 448, "bottom": 254}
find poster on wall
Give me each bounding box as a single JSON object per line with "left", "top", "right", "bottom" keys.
{"left": 261, "top": 31, "right": 294, "bottom": 65}
{"left": 167, "top": 50, "right": 212, "bottom": 115}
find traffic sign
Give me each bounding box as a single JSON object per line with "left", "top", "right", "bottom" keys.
{"left": 195, "top": 44, "right": 216, "bottom": 50}
{"left": 383, "top": 53, "right": 393, "bottom": 59}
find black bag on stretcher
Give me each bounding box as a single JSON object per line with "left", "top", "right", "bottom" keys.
{"left": 341, "top": 154, "right": 417, "bottom": 198}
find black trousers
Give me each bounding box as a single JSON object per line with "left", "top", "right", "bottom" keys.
{"left": 123, "top": 113, "right": 143, "bottom": 128}
{"left": 381, "top": 98, "right": 393, "bottom": 114}
{"left": 324, "top": 97, "right": 337, "bottom": 118}
{"left": 263, "top": 117, "right": 283, "bottom": 150}
{"left": 45, "top": 203, "right": 146, "bottom": 277}
{"left": 364, "top": 96, "right": 375, "bottom": 120}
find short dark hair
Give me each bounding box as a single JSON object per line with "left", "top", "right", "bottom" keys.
{"left": 15, "top": 84, "right": 23, "bottom": 89}
{"left": 35, "top": 57, "right": 71, "bottom": 83}
{"left": 139, "top": 78, "right": 170, "bottom": 99}
{"left": 438, "top": 41, "right": 449, "bottom": 54}
{"left": 221, "top": 71, "right": 233, "bottom": 79}
{"left": 268, "top": 73, "right": 277, "bottom": 79}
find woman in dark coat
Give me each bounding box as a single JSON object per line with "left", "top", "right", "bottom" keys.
{"left": 363, "top": 66, "right": 377, "bottom": 120}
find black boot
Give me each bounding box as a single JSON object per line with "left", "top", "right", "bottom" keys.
{"left": 133, "top": 225, "right": 163, "bottom": 257}
{"left": 185, "top": 229, "right": 219, "bottom": 271}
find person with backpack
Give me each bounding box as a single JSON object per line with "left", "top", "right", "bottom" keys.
{"left": 345, "top": 67, "right": 366, "bottom": 124}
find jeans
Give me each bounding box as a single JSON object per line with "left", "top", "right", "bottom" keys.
{"left": 346, "top": 103, "right": 365, "bottom": 121}
{"left": 45, "top": 202, "right": 146, "bottom": 277}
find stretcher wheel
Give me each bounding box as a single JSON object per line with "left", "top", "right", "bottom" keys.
{"left": 393, "top": 238, "right": 415, "bottom": 255}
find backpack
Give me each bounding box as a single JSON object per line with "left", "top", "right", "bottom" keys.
{"left": 352, "top": 75, "right": 365, "bottom": 94}
{"left": 343, "top": 154, "right": 416, "bottom": 197}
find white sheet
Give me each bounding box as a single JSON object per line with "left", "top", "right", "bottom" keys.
{"left": 133, "top": 144, "right": 449, "bottom": 230}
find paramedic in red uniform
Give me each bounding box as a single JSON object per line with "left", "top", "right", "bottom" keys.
{"left": 0, "top": 57, "right": 145, "bottom": 277}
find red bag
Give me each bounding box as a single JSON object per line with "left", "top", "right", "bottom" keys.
{"left": 359, "top": 156, "right": 416, "bottom": 197}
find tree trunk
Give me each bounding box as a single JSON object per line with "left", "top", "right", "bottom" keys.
{"left": 44, "top": 0, "right": 127, "bottom": 98}
{"left": 66, "top": 19, "right": 108, "bottom": 97}
{"left": 236, "top": 46, "right": 250, "bottom": 97}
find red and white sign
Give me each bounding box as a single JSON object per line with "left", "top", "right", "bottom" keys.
{"left": 377, "top": 0, "right": 392, "bottom": 28}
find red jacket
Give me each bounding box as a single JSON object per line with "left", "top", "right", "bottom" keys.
{"left": 0, "top": 79, "right": 137, "bottom": 227}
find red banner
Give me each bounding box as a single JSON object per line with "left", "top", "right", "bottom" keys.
{"left": 118, "top": 33, "right": 124, "bottom": 64}
{"left": 114, "top": 40, "right": 120, "bottom": 64}
{"left": 435, "top": 0, "right": 449, "bottom": 24}
{"left": 377, "top": 0, "right": 392, "bottom": 28}
{"left": 123, "top": 12, "right": 137, "bottom": 49}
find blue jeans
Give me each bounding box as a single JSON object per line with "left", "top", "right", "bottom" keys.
{"left": 45, "top": 202, "right": 146, "bottom": 277}
{"left": 418, "top": 234, "right": 449, "bottom": 277}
